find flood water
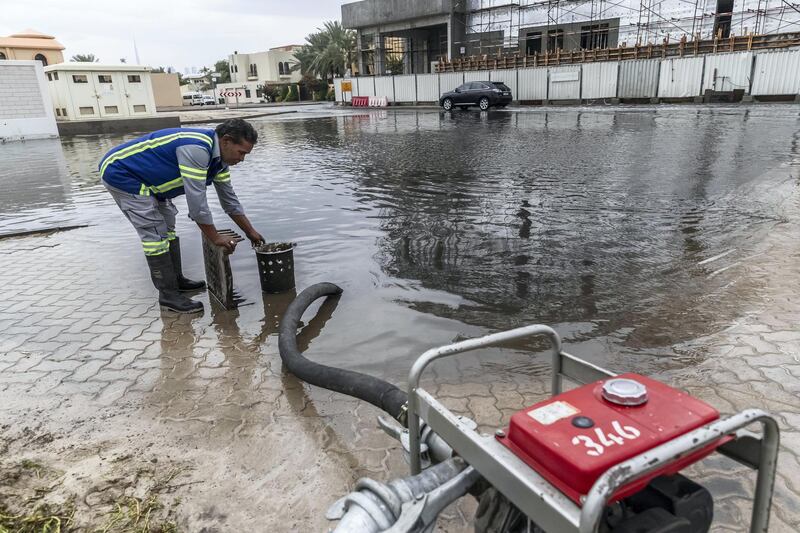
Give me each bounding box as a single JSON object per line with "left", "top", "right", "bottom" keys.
{"left": 2, "top": 105, "right": 799, "bottom": 385}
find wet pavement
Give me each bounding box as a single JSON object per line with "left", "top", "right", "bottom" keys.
{"left": 157, "top": 103, "right": 330, "bottom": 125}
{"left": 1, "top": 105, "right": 799, "bottom": 531}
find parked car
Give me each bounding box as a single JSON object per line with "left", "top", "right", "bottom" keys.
{"left": 439, "top": 81, "right": 512, "bottom": 111}
{"left": 200, "top": 95, "right": 217, "bottom": 106}
{"left": 182, "top": 93, "right": 204, "bottom": 106}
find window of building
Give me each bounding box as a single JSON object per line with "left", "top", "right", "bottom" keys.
{"left": 233, "top": 64, "right": 238, "bottom": 73}
{"left": 284, "top": 62, "right": 291, "bottom": 75}
{"left": 98, "top": 75, "right": 113, "bottom": 83}
{"left": 47, "top": 73, "right": 53, "bottom": 81}
{"left": 361, "top": 51, "right": 375, "bottom": 76}
{"left": 580, "top": 23, "right": 609, "bottom": 50}
{"left": 133, "top": 104, "right": 146, "bottom": 113}
{"left": 526, "top": 32, "right": 542, "bottom": 55}
{"left": 35, "top": 53, "right": 48, "bottom": 66}
{"left": 79, "top": 106, "right": 94, "bottom": 115}
{"left": 714, "top": 0, "right": 734, "bottom": 38}
{"left": 360, "top": 33, "right": 376, "bottom": 76}
{"left": 61, "top": 108, "right": 67, "bottom": 116}
{"left": 127, "top": 75, "right": 141, "bottom": 83}
{"left": 384, "top": 36, "right": 406, "bottom": 75}
{"left": 72, "top": 74, "right": 88, "bottom": 83}
{"left": 361, "top": 33, "right": 375, "bottom": 50}
{"left": 245, "top": 89, "right": 251, "bottom": 98}
{"left": 0, "top": 52, "right": 6, "bottom": 60}
{"left": 547, "top": 30, "right": 564, "bottom": 52}
{"left": 104, "top": 105, "right": 119, "bottom": 114}
{"left": 249, "top": 64, "right": 257, "bottom": 77}
{"left": 278, "top": 62, "right": 284, "bottom": 75}
{"left": 55, "top": 108, "right": 61, "bottom": 116}
{"left": 53, "top": 72, "right": 58, "bottom": 80}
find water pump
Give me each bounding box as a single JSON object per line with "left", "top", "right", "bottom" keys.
{"left": 278, "top": 284, "right": 779, "bottom": 533}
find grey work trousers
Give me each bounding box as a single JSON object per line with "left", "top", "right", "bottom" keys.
{"left": 104, "top": 182, "right": 178, "bottom": 257}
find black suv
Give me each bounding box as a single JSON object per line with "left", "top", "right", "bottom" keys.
{"left": 439, "top": 81, "right": 513, "bottom": 111}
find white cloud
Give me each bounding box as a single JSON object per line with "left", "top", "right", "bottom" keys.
{"left": 0, "top": 0, "right": 349, "bottom": 71}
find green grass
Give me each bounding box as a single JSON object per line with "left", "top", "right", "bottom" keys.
{"left": 95, "top": 468, "right": 183, "bottom": 533}
{"left": 96, "top": 495, "right": 177, "bottom": 533}
{"left": 1, "top": 462, "right": 184, "bottom": 533}
{"left": 0, "top": 504, "right": 74, "bottom": 533}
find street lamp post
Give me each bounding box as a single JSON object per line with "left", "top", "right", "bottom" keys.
{"left": 210, "top": 71, "right": 221, "bottom": 105}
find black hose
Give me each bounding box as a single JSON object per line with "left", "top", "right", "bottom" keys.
{"left": 278, "top": 282, "right": 409, "bottom": 423}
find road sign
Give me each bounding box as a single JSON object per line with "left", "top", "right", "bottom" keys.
{"left": 341, "top": 81, "right": 352, "bottom": 92}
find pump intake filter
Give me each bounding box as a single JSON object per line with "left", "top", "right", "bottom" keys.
{"left": 255, "top": 242, "right": 296, "bottom": 293}
{"left": 202, "top": 228, "right": 245, "bottom": 309}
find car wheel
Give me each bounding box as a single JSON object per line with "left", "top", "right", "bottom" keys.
{"left": 479, "top": 97, "right": 490, "bottom": 111}
{"left": 442, "top": 98, "right": 453, "bottom": 111}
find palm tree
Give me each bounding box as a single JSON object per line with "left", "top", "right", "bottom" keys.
{"left": 293, "top": 21, "right": 356, "bottom": 82}
{"left": 70, "top": 53, "right": 99, "bottom": 62}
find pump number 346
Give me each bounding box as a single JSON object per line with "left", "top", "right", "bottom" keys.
{"left": 571, "top": 421, "right": 641, "bottom": 456}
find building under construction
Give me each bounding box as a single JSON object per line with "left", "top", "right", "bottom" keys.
{"left": 341, "top": 0, "right": 800, "bottom": 75}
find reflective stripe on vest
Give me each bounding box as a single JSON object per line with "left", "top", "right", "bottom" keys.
{"left": 100, "top": 132, "right": 213, "bottom": 177}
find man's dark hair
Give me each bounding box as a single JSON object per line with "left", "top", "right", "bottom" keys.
{"left": 216, "top": 118, "right": 258, "bottom": 145}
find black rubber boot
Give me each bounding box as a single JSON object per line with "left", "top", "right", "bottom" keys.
{"left": 169, "top": 237, "right": 206, "bottom": 292}
{"left": 146, "top": 253, "right": 203, "bottom": 314}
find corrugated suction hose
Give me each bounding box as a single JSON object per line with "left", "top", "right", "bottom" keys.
{"left": 278, "top": 282, "right": 409, "bottom": 423}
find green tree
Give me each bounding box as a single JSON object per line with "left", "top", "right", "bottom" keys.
{"left": 70, "top": 53, "right": 98, "bottom": 62}
{"left": 214, "top": 59, "right": 231, "bottom": 83}
{"left": 293, "top": 21, "right": 356, "bottom": 82}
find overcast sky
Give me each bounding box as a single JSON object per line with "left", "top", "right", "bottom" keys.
{"left": 1, "top": 0, "right": 350, "bottom": 73}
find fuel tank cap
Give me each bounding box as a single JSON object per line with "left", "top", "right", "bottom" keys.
{"left": 601, "top": 378, "right": 648, "bottom": 406}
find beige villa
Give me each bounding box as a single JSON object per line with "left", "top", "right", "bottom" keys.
{"left": 0, "top": 29, "right": 65, "bottom": 66}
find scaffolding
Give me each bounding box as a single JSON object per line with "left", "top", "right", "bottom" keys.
{"left": 357, "top": 0, "right": 798, "bottom": 76}
{"left": 463, "top": 0, "right": 800, "bottom": 55}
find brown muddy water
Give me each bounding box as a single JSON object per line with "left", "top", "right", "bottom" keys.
{"left": 1, "top": 105, "right": 799, "bottom": 385}
{"left": 2, "top": 105, "right": 800, "bottom": 531}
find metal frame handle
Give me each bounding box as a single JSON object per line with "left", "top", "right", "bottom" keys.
{"left": 406, "top": 326, "right": 779, "bottom": 532}
{"left": 579, "top": 409, "right": 779, "bottom": 533}
{"left": 407, "top": 325, "right": 562, "bottom": 475}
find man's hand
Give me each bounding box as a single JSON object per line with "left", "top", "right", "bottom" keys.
{"left": 230, "top": 214, "right": 264, "bottom": 247}
{"left": 212, "top": 234, "right": 238, "bottom": 254}
{"left": 246, "top": 230, "right": 265, "bottom": 247}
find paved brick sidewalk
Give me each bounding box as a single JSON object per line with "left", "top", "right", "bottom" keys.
{"left": 0, "top": 228, "right": 470, "bottom": 531}
{"left": 1, "top": 186, "right": 799, "bottom": 531}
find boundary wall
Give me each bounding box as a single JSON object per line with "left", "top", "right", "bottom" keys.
{"left": 335, "top": 49, "right": 800, "bottom": 105}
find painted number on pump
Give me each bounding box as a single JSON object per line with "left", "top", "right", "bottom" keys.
{"left": 571, "top": 421, "right": 641, "bottom": 457}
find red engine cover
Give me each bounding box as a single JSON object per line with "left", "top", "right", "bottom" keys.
{"left": 498, "top": 373, "right": 721, "bottom": 505}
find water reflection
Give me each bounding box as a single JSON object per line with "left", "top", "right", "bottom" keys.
{"left": 334, "top": 109, "right": 799, "bottom": 346}
{"left": 1, "top": 107, "right": 798, "bottom": 376}
{"left": 0, "top": 139, "right": 70, "bottom": 225}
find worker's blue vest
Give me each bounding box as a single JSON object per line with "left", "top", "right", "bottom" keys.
{"left": 99, "top": 128, "right": 228, "bottom": 198}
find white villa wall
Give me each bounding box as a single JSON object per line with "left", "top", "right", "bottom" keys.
{"left": 0, "top": 60, "right": 58, "bottom": 141}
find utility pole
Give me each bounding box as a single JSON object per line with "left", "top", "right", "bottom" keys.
{"left": 210, "top": 71, "right": 220, "bottom": 105}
